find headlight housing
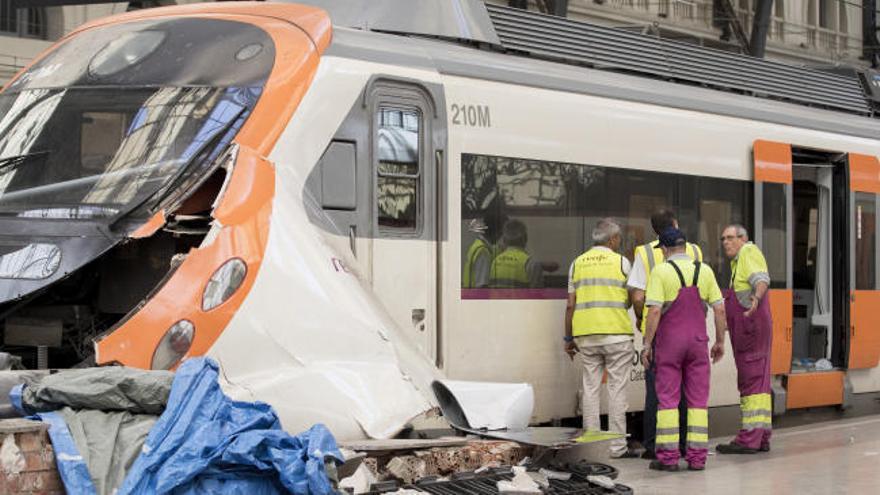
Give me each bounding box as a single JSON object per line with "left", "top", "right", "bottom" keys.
{"left": 202, "top": 258, "right": 247, "bottom": 311}
{"left": 151, "top": 320, "right": 194, "bottom": 370}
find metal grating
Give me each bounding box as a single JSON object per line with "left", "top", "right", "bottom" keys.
{"left": 412, "top": 468, "right": 633, "bottom": 495}
{"left": 486, "top": 4, "right": 872, "bottom": 116}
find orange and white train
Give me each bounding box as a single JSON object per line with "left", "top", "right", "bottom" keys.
{"left": 1, "top": 0, "right": 879, "bottom": 440}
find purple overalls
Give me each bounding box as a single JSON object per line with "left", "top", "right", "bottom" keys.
{"left": 653, "top": 262, "right": 711, "bottom": 468}
{"left": 723, "top": 289, "right": 773, "bottom": 450}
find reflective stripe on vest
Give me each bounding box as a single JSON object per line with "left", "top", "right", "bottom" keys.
{"left": 489, "top": 247, "right": 530, "bottom": 288}
{"left": 635, "top": 241, "right": 703, "bottom": 332}
{"left": 463, "top": 238, "right": 491, "bottom": 288}
{"left": 572, "top": 248, "right": 631, "bottom": 337}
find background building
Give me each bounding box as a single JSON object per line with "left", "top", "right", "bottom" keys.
{"left": 2, "top": 0, "right": 880, "bottom": 85}
{"left": 488, "top": 1, "right": 877, "bottom": 67}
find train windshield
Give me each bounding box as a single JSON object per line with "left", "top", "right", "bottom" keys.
{"left": 0, "top": 17, "right": 274, "bottom": 220}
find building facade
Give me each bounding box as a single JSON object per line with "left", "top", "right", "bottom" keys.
{"left": 0, "top": 0, "right": 876, "bottom": 86}
{"left": 487, "top": 0, "right": 873, "bottom": 67}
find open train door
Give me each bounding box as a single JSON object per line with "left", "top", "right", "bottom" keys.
{"left": 846, "top": 154, "right": 880, "bottom": 370}
{"left": 752, "top": 140, "right": 794, "bottom": 377}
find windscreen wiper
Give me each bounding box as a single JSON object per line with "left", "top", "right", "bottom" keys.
{"left": 0, "top": 150, "right": 50, "bottom": 174}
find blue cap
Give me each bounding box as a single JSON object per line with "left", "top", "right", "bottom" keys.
{"left": 658, "top": 227, "right": 687, "bottom": 247}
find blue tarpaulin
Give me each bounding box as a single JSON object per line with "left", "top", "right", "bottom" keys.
{"left": 12, "top": 358, "right": 343, "bottom": 495}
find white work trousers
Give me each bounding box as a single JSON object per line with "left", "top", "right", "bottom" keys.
{"left": 578, "top": 340, "right": 634, "bottom": 456}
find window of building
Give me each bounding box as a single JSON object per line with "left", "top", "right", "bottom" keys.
{"left": 376, "top": 107, "right": 420, "bottom": 231}
{"left": 127, "top": 1, "right": 163, "bottom": 12}
{"left": 818, "top": 0, "right": 835, "bottom": 29}
{"left": 461, "top": 153, "right": 752, "bottom": 295}
{"left": 0, "top": 1, "right": 46, "bottom": 39}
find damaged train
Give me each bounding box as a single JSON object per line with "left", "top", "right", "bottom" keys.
{"left": 2, "top": 0, "right": 880, "bottom": 440}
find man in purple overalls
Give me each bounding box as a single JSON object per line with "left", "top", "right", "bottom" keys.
{"left": 717, "top": 224, "right": 773, "bottom": 454}
{"left": 641, "top": 228, "right": 727, "bottom": 471}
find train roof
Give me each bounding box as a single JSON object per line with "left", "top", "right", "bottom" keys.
{"left": 289, "top": 0, "right": 880, "bottom": 140}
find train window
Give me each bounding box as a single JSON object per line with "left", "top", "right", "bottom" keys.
{"left": 460, "top": 153, "right": 751, "bottom": 295}
{"left": 762, "top": 183, "right": 789, "bottom": 288}
{"left": 855, "top": 193, "right": 876, "bottom": 290}
{"left": 377, "top": 107, "right": 419, "bottom": 231}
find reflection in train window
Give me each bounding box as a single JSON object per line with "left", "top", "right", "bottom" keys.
{"left": 461, "top": 153, "right": 751, "bottom": 294}
{"left": 855, "top": 193, "right": 876, "bottom": 290}
{"left": 762, "top": 183, "right": 788, "bottom": 289}
{"left": 377, "top": 107, "right": 420, "bottom": 231}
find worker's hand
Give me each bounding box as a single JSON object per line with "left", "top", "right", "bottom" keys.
{"left": 711, "top": 342, "right": 725, "bottom": 364}
{"left": 744, "top": 295, "right": 759, "bottom": 318}
{"left": 640, "top": 347, "right": 652, "bottom": 369}
{"left": 564, "top": 341, "right": 579, "bottom": 360}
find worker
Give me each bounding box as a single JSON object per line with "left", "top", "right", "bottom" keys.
{"left": 628, "top": 209, "right": 702, "bottom": 459}
{"left": 462, "top": 207, "right": 506, "bottom": 288}
{"left": 489, "top": 219, "right": 543, "bottom": 288}
{"left": 563, "top": 219, "right": 639, "bottom": 458}
{"left": 641, "top": 228, "right": 727, "bottom": 471}
{"left": 716, "top": 224, "right": 773, "bottom": 454}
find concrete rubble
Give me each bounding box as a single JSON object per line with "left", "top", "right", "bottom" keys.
{"left": 356, "top": 440, "right": 532, "bottom": 485}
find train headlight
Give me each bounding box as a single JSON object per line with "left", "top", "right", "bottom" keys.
{"left": 202, "top": 258, "right": 247, "bottom": 311}
{"left": 151, "top": 320, "right": 194, "bottom": 370}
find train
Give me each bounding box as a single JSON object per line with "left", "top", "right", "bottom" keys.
{"left": 0, "top": 0, "right": 878, "bottom": 440}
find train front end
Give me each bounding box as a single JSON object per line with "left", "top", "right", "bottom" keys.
{"left": 0, "top": 3, "right": 326, "bottom": 370}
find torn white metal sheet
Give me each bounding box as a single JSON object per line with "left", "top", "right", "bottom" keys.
{"left": 207, "top": 60, "right": 443, "bottom": 441}
{"left": 436, "top": 380, "right": 533, "bottom": 431}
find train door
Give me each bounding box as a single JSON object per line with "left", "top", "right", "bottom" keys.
{"left": 846, "top": 154, "right": 880, "bottom": 370}
{"left": 752, "top": 140, "right": 794, "bottom": 379}
{"left": 367, "top": 80, "right": 443, "bottom": 363}
{"left": 754, "top": 141, "right": 880, "bottom": 410}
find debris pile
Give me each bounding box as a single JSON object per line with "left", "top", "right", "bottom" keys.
{"left": 344, "top": 464, "right": 632, "bottom": 494}
{"left": 1, "top": 358, "right": 344, "bottom": 495}
{"left": 352, "top": 440, "right": 531, "bottom": 484}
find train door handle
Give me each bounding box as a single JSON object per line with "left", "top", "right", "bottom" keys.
{"left": 412, "top": 308, "right": 426, "bottom": 331}
{"left": 786, "top": 326, "right": 792, "bottom": 342}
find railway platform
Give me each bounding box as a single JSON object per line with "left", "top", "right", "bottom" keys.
{"left": 611, "top": 415, "right": 880, "bottom": 494}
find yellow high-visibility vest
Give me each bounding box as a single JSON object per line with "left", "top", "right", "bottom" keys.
{"left": 463, "top": 238, "right": 492, "bottom": 288}
{"left": 634, "top": 240, "right": 702, "bottom": 333}
{"left": 489, "top": 247, "right": 530, "bottom": 288}
{"left": 572, "top": 247, "right": 631, "bottom": 337}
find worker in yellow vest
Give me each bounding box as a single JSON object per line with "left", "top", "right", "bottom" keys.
{"left": 563, "top": 219, "right": 639, "bottom": 458}
{"left": 641, "top": 227, "right": 727, "bottom": 471}
{"left": 717, "top": 224, "right": 773, "bottom": 454}
{"left": 627, "top": 209, "right": 703, "bottom": 459}
{"left": 489, "top": 219, "right": 543, "bottom": 288}
{"left": 462, "top": 208, "right": 506, "bottom": 288}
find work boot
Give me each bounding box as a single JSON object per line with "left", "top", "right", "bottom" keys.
{"left": 715, "top": 442, "right": 758, "bottom": 454}
{"left": 759, "top": 444, "right": 770, "bottom": 452}
{"left": 641, "top": 449, "right": 655, "bottom": 460}
{"left": 687, "top": 463, "right": 705, "bottom": 471}
{"left": 610, "top": 448, "right": 641, "bottom": 459}
{"left": 648, "top": 460, "right": 680, "bottom": 472}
